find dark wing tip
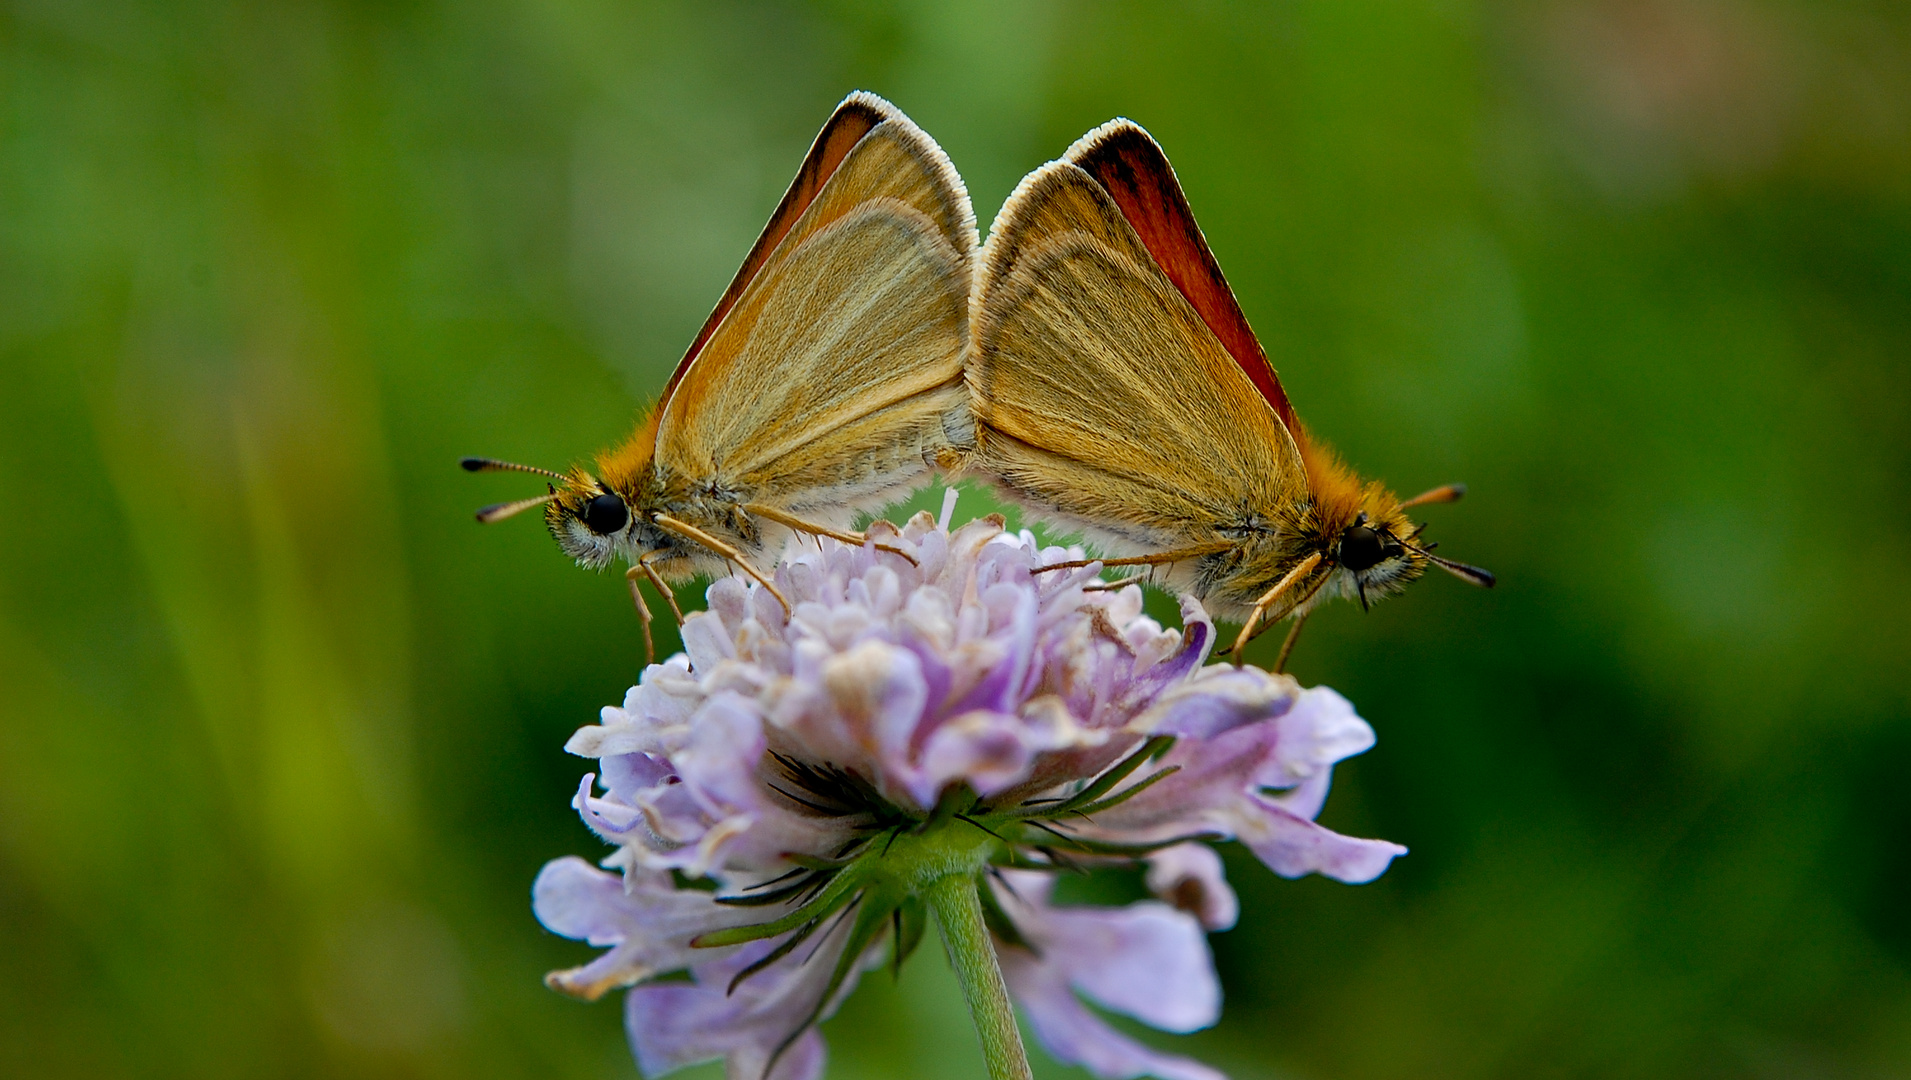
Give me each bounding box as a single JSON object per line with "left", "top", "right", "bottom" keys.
{"left": 838, "top": 89, "right": 902, "bottom": 125}
{"left": 1059, "top": 116, "right": 1297, "bottom": 436}
{"left": 1064, "top": 118, "right": 1159, "bottom": 166}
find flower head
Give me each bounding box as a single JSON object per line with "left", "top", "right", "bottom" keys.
{"left": 534, "top": 503, "right": 1404, "bottom": 1080}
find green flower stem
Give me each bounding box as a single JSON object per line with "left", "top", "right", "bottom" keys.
{"left": 925, "top": 871, "right": 1031, "bottom": 1080}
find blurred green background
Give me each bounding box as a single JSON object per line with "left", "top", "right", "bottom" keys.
{"left": 4, "top": 1, "right": 1909, "bottom": 1077}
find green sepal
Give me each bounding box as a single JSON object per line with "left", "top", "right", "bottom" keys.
{"left": 1065, "top": 764, "right": 1180, "bottom": 817}
{"left": 892, "top": 895, "right": 927, "bottom": 976}
{"left": 712, "top": 873, "right": 822, "bottom": 907}
{"left": 1031, "top": 844, "right": 1090, "bottom": 875}
{"left": 766, "top": 892, "right": 899, "bottom": 1076}
{"left": 923, "top": 783, "right": 978, "bottom": 832}
{"left": 786, "top": 852, "right": 857, "bottom": 871}
{"left": 691, "top": 864, "right": 864, "bottom": 948}
{"left": 725, "top": 916, "right": 820, "bottom": 996}
{"left": 1002, "top": 735, "right": 1174, "bottom": 819}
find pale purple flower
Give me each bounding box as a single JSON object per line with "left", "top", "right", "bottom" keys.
{"left": 535, "top": 857, "right": 870, "bottom": 1080}
{"left": 994, "top": 870, "right": 1224, "bottom": 1080}
{"left": 533, "top": 503, "right": 1404, "bottom": 1080}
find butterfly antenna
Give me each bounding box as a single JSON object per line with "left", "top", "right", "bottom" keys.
{"left": 1398, "top": 482, "right": 1466, "bottom": 510}
{"left": 476, "top": 493, "right": 557, "bottom": 524}
{"left": 461, "top": 456, "right": 570, "bottom": 482}
{"left": 1400, "top": 538, "right": 1495, "bottom": 588}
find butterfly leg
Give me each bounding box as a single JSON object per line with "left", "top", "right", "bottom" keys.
{"left": 651, "top": 513, "right": 792, "bottom": 614}
{"left": 741, "top": 502, "right": 919, "bottom": 567}
{"left": 623, "top": 566, "right": 657, "bottom": 666}
{"left": 1272, "top": 609, "right": 1310, "bottom": 674}
{"left": 1229, "top": 551, "right": 1324, "bottom": 666}
{"left": 1083, "top": 574, "right": 1145, "bottom": 593}
{"left": 638, "top": 552, "right": 687, "bottom": 624}
{"left": 1267, "top": 573, "right": 1339, "bottom": 673}
{"left": 1030, "top": 540, "right": 1236, "bottom": 575}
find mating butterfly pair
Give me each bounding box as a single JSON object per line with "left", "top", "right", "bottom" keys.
{"left": 467, "top": 91, "right": 1490, "bottom": 667}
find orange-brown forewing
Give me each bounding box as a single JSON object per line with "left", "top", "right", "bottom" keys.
{"left": 649, "top": 95, "right": 974, "bottom": 500}
{"left": 599, "top": 92, "right": 973, "bottom": 490}
{"left": 540, "top": 90, "right": 975, "bottom": 596}
{"left": 1063, "top": 121, "right": 1300, "bottom": 439}
{"left": 967, "top": 149, "right": 1304, "bottom": 558}
{"left": 595, "top": 99, "right": 890, "bottom": 474}
{"left": 665, "top": 96, "right": 887, "bottom": 405}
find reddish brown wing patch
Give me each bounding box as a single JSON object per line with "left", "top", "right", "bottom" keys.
{"left": 1064, "top": 121, "right": 1299, "bottom": 436}
{"left": 660, "top": 94, "right": 889, "bottom": 404}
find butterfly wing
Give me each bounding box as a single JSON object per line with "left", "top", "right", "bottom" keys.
{"left": 1064, "top": 121, "right": 1299, "bottom": 437}
{"left": 667, "top": 95, "right": 890, "bottom": 401}
{"left": 645, "top": 92, "right": 976, "bottom": 523}
{"left": 968, "top": 126, "right": 1305, "bottom": 556}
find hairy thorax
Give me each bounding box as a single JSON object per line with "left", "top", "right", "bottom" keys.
{"left": 625, "top": 465, "right": 766, "bottom": 581}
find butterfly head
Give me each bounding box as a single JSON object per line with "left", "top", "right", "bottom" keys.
{"left": 1326, "top": 483, "right": 1494, "bottom": 612}
{"left": 462, "top": 457, "right": 656, "bottom": 571}
{"left": 544, "top": 469, "right": 642, "bottom": 571}
{"left": 1328, "top": 502, "right": 1427, "bottom": 611}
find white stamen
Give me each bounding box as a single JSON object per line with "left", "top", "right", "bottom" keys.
{"left": 937, "top": 486, "right": 960, "bottom": 533}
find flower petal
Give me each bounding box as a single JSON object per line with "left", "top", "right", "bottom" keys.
{"left": 822, "top": 640, "right": 928, "bottom": 781}
{"left": 1145, "top": 843, "right": 1239, "bottom": 932}
{"left": 623, "top": 923, "right": 878, "bottom": 1080}
{"left": 1137, "top": 595, "right": 1214, "bottom": 686}
{"left": 632, "top": 694, "right": 844, "bottom": 876}
{"left": 531, "top": 857, "right": 742, "bottom": 1001}
{"left": 625, "top": 981, "right": 826, "bottom": 1080}
{"left": 999, "top": 945, "right": 1226, "bottom": 1080}
{"left": 916, "top": 710, "right": 1035, "bottom": 803}
{"left": 1259, "top": 686, "right": 1374, "bottom": 815}
{"left": 1084, "top": 686, "right": 1404, "bottom": 884}
{"left": 994, "top": 871, "right": 1220, "bottom": 1034}
{"left": 1130, "top": 663, "right": 1299, "bottom": 740}
{"left": 1235, "top": 797, "right": 1407, "bottom": 884}
{"left": 566, "top": 662, "right": 698, "bottom": 758}
{"left": 681, "top": 607, "right": 738, "bottom": 672}
{"left": 989, "top": 870, "right": 1224, "bottom": 1079}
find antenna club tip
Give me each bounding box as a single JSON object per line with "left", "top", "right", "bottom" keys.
{"left": 1399, "top": 482, "right": 1469, "bottom": 511}
{"left": 460, "top": 456, "right": 570, "bottom": 482}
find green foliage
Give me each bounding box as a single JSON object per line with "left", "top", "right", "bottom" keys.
{"left": 2, "top": 1, "right": 1908, "bottom": 1077}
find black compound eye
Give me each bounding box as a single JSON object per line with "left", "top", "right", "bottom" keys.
{"left": 1339, "top": 524, "right": 1386, "bottom": 572}
{"left": 581, "top": 492, "right": 629, "bottom": 535}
